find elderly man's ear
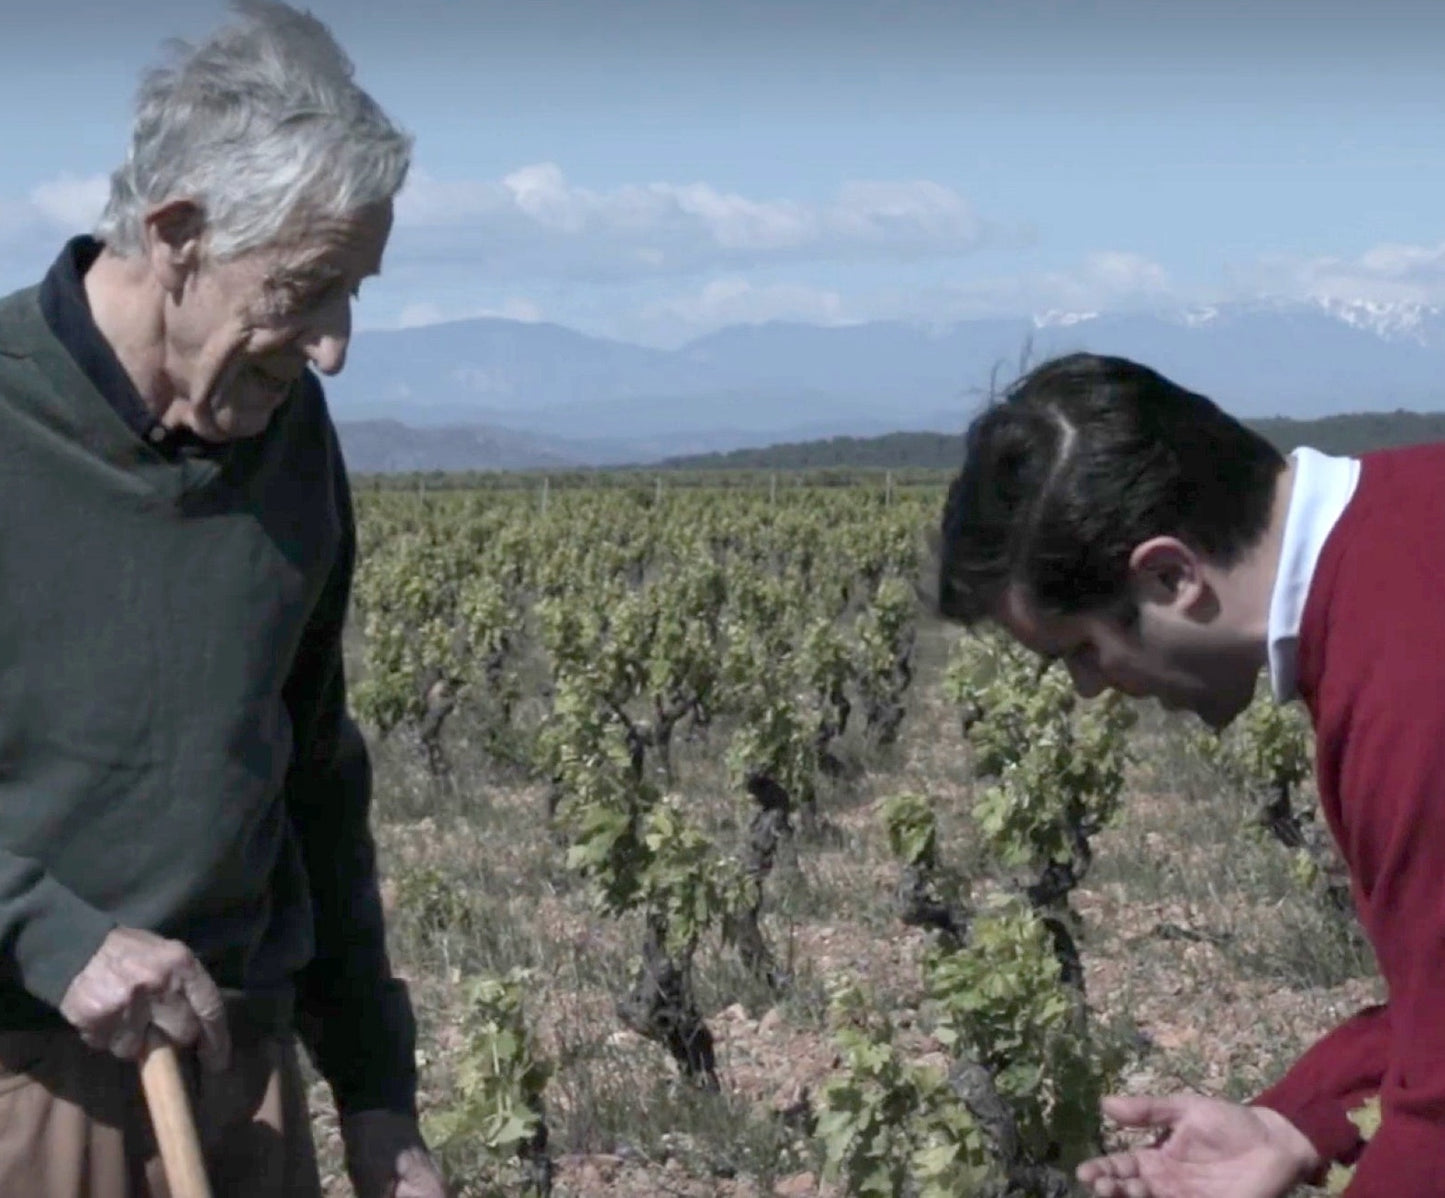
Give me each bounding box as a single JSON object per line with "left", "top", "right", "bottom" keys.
{"left": 142, "top": 200, "right": 208, "bottom": 294}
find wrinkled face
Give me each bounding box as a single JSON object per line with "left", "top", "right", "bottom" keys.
{"left": 995, "top": 583, "right": 1260, "bottom": 732}
{"left": 167, "top": 201, "right": 392, "bottom": 440}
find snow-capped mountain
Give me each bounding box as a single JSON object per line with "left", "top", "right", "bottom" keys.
{"left": 325, "top": 297, "right": 1445, "bottom": 467}
{"left": 1310, "top": 296, "right": 1443, "bottom": 344}
{"left": 1146, "top": 296, "right": 1445, "bottom": 343}
{"left": 1032, "top": 309, "right": 1100, "bottom": 329}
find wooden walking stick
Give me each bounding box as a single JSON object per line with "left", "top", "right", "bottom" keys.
{"left": 140, "top": 1031, "right": 215, "bottom": 1198}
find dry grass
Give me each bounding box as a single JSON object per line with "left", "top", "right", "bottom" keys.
{"left": 303, "top": 612, "right": 1380, "bottom": 1196}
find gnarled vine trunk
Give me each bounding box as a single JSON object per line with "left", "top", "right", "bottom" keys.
{"left": 616, "top": 914, "right": 718, "bottom": 1089}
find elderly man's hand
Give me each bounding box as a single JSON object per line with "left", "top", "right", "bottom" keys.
{"left": 342, "top": 1109, "right": 448, "bottom": 1198}
{"left": 1075, "top": 1094, "right": 1321, "bottom": 1198}
{"left": 58, "top": 926, "right": 231, "bottom": 1070}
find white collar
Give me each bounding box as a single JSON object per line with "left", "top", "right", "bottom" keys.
{"left": 1266, "top": 446, "right": 1361, "bottom": 702}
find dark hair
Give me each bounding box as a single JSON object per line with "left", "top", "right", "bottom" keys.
{"left": 937, "top": 352, "right": 1286, "bottom": 624}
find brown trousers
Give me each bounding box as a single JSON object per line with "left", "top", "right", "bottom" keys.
{"left": 0, "top": 1025, "right": 322, "bottom": 1197}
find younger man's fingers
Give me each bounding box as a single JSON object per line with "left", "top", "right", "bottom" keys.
{"left": 1102, "top": 1093, "right": 1190, "bottom": 1129}
{"left": 1077, "top": 1150, "right": 1146, "bottom": 1182}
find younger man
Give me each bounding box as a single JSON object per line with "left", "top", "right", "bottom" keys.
{"left": 938, "top": 352, "right": 1445, "bottom": 1197}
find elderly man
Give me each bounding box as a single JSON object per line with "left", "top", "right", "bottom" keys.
{"left": 938, "top": 351, "right": 1445, "bottom": 1197}
{"left": 0, "top": 3, "right": 445, "bottom": 1196}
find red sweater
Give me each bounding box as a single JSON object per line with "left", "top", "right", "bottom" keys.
{"left": 1252, "top": 442, "right": 1445, "bottom": 1195}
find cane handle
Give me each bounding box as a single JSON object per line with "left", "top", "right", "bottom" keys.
{"left": 139, "top": 1032, "right": 214, "bottom": 1198}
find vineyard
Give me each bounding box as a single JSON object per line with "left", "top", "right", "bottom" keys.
{"left": 307, "top": 477, "right": 1382, "bottom": 1197}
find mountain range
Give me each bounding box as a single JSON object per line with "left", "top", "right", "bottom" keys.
{"left": 328, "top": 298, "right": 1445, "bottom": 472}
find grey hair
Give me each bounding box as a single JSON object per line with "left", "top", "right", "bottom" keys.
{"left": 94, "top": 0, "right": 412, "bottom": 259}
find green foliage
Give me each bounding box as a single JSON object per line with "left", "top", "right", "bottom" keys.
{"left": 345, "top": 480, "right": 1375, "bottom": 1197}
{"left": 1324, "top": 1094, "right": 1382, "bottom": 1194}
{"left": 541, "top": 678, "right": 744, "bottom": 956}
{"left": 394, "top": 862, "right": 477, "bottom": 944}
{"left": 877, "top": 792, "right": 1126, "bottom": 1182}
{"left": 1349, "top": 1094, "right": 1383, "bottom": 1138}
{"left": 924, "top": 895, "right": 1121, "bottom": 1168}
{"left": 854, "top": 574, "right": 919, "bottom": 741}
{"left": 881, "top": 792, "right": 939, "bottom": 870}
{"left": 537, "top": 672, "right": 655, "bottom": 917}
{"left": 424, "top": 969, "right": 552, "bottom": 1187}
{"left": 639, "top": 797, "right": 746, "bottom": 954}
{"left": 923, "top": 625, "right": 1138, "bottom": 1178}
{"left": 815, "top": 987, "right": 1000, "bottom": 1197}
{"left": 1184, "top": 676, "right": 1349, "bottom": 916}
{"left": 1190, "top": 676, "right": 1313, "bottom": 804}
{"left": 355, "top": 483, "right": 980, "bottom": 1179}
{"left": 973, "top": 691, "right": 1134, "bottom": 874}
{"left": 944, "top": 628, "right": 1134, "bottom": 885}
{"left": 945, "top": 632, "right": 1065, "bottom": 777}
{"left": 352, "top": 524, "right": 521, "bottom": 741}
{"left": 725, "top": 692, "right": 823, "bottom": 814}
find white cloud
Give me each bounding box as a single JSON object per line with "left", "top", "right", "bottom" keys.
{"left": 1013, "top": 252, "right": 1174, "bottom": 315}
{"left": 0, "top": 173, "right": 110, "bottom": 264}
{"left": 640, "top": 276, "right": 850, "bottom": 335}
{"left": 385, "top": 297, "right": 544, "bottom": 331}
{"left": 494, "top": 297, "right": 544, "bottom": 323}
{"left": 844, "top": 251, "right": 1176, "bottom": 329}
{"left": 20, "top": 153, "right": 1445, "bottom": 356}
{"left": 1077, "top": 251, "right": 1170, "bottom": 295}
{"left": 395, "top": 302, "right": 446, "bottom": 329}
{"left": 1244, "top": 241, "right": 1445, "bottom": 306}
{"left": 604, "top": 253, "right": 1174, "bottom": 346}
{"left": 392, "top": 163, "right": 994, "bottom": 281}
{"left": 28, "top": 173, "right": 109, "bottom": 231}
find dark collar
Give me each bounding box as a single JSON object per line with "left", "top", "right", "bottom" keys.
{"left": 39, "top": 236, "right": 224, "bottom": 458}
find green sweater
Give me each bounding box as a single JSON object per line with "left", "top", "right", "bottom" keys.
{"left": 0, "top": 270, "right": 415, "bottom": 1116}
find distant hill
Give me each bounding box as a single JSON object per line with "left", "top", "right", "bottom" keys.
{"left": 1250, "top": 410, "right": 1445, "bottom": 457}
{"left": 653, "top": 432, "right": 967, "bottom": 472}
{"left": 337, "top": 419, "right": 580, "bottom": 473}
{"left": 326, "top": 300, "right": 1445, "bottom": 467}
{"left": 652, "top": 410, "right": 1445, "bottom": 471}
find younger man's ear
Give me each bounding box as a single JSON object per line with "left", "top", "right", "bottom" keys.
{"left": 1127, "top": 536, "right": 1206, "bottom": 609}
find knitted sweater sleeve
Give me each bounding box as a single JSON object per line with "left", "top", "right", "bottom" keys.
{"left": 1255, "top": 660, "right": 1445, "bottom": 1194}
{"left": 0, "top": 860, "right": 117, "bottom": 1011}
{"left": 1249, "top": 1005, "right": 1389, "bottom": 1180}
{"left": 285, "top": 436, "right": 418, "bottom": 1118}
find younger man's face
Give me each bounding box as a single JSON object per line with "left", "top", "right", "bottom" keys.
{"left": 994, "top": 583, "right": 1259, "bottom": 732}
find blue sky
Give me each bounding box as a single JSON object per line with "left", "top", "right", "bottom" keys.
{"left": 2, "top": 0, "right": 1443, "bottom": 347}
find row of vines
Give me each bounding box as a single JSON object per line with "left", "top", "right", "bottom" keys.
{"left": 348, "top": 482, "right": 1335, "bottom": 1196}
